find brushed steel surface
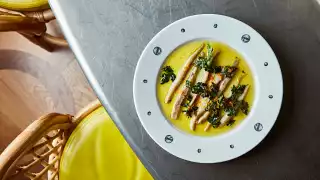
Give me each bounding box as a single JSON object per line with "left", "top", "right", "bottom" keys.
{"left": 49, "top": 0, "right": 320, "bottom": 179}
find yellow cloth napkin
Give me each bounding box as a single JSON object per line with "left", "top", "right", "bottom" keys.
{"left": 60, "top": 107, "right": 153, "bottom": 180}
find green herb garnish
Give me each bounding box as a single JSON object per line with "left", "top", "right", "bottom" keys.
{"left": 227, "top": 119, "right": 236, "bottom": 127}
{"left": 186, "top": 80, "right": 191, "bottom": 88}
{"left": 223, "top": 100, "right": 249, "bottom": 117}
{"left": 194, "top": 57, "right": 208, "bottom": 70}
{"left": 182, "top": 94, "right": 197, "bottom": 118}
{"left": 240, "top": 100, "right": 249, "bottom": 115}
{"left": 182, "top": 94, "right": 192, "bottom": 107}
{"left": 183, "top": 106, "right": 198, "bottom": 118}
{"left": 230, "top": 85, "right": 246, "bottom": 101}
{"left": 212, "top": 66, "right": 222, "bottom": 73}
{"left": 160, "top": 66, "right": 176, "bottom": 84}
{"left": 207, "top": 115, "right": 220, "bottom": 128}
{"left": 218, "top": 85, "right": 248, "bottom": 117}
{"left": 226, "top": 106, "right": 237, "bottom": 116}
{"left": 191, "top": 82, "right": 208, "bottom": 97}
{"left": 206, "top": 100, "right": 221, "bottom": 119}
{"left": 160, "top": 74, "right": 169, "bottom": 84}
{"left": 218, "top": 96, "right": 225, "bottom": 107}
{"left": 194, "top": 43, "right": 221, "bottom": 73}
{"left": 222, "top": 66, "right": 238, "bottom": 78}
{"left": 208, "top": 83, "right": 219, "bottom": 99}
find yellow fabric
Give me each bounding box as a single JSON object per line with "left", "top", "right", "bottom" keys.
{"left": 60, "top": 107, "right": 154, "bottom": 180}
{"left": 0, "top": 0, "right": 49, "bottom": 11}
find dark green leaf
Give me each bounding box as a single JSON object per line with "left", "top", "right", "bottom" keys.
{"left": 230, "top": 85, "right": 246, "bottom": 101}
{"left": 194, "top": 57, "right": 207, "bottom": 69}
{"left": 183, "top": 106, "right": 198, "bottom": 118}
{"left": 191, "top": 82, "right": 208, "bottom": 97}
{"left": 240, "top": 100, "right": 249, "bottom": 115}
{"left": 227, "top": 119, "right": 236, "bottom": 127}
{"left": 194, "top": 44, "right": 219, "bottom": 73}
{"left": 160, "top": 66, "right": 176, "bottom": 84}
{"left": 186, "top": 80, "right": 191, "bottom": 88}
{"left": 208, "top": 83, "right": 219, "bottom": 99}
{"left": 222, "top": 66, "right": 238, "bottom": 78}
{"left": 170, "top": 74, "right": 176, "bottom": 81}
{"left": 160, "top": 73, "right": 170, "bottom": 84}
{"left": 226, "top": 107, "right": 237, "bottom": 116}
{"left": 163, "top": 66, "right": 174, "bottom": 73}
{"left": 218, "top": 96, "right": 225, "bottom": 107}
{"left": 213, "top": 66, "right": 222, "bottom": 73}
{"left": 208, "top": 115, "right": 220, "bottom": 128}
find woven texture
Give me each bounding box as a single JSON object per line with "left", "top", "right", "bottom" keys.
{"left": 0, "top": 114, "right": 74, "bottom": 180}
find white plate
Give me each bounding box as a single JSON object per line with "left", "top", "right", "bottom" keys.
{"left": 133, "top": 14, "right": 283, "bottom": 163}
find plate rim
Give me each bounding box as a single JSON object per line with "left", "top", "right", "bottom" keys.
{"left": 133, "top": 14, "right": 283, "bottom": 163}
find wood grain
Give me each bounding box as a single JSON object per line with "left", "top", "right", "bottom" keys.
{"left": 0, "top": 22, "right": 96, "bottom": 155}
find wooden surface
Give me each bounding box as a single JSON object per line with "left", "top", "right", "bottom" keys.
{"left": 0, "top": 20, "right": 96, "bottom": 154}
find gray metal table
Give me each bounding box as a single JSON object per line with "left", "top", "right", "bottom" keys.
{"left": 50, "top": 0, "right": 320, "bottom": 179}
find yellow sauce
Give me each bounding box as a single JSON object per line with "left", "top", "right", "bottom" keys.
{"left": 157, "top": 40, "right": 254, "bottom": 136}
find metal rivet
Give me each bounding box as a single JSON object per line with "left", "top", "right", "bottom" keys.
{"left": 147, "top": 111, "right": 151, "bottom": 116}
{"left": 143, "top": 79, "right": 148, "bottom": 83}
{"left": 197, "top": 149, "right": 201, "bottom": 153}
{"left": 241, "top": 34, "right": 250, "bottom": 43}
{"left": 230, "top": 145, "right": 234, "bottom": 149}
{"left": 153, "top": 47, "right": 162, "bottom": 55}
{"left": 264, "top": 62, "right": 268, "bottom": 66}
{"left": 165, "top": 135, "right": 173, "bottom": 143}
{"left": 181, "top": 28, "right": 185, "bottom": 33}
{"left": 269, "top": 95, "right": 273, "bottom": 99}
{"left": 213, "top": 24, "right": 218, "bottom": 28}
{"left": 254, "top": 123, "right": 263, "bottom": 132}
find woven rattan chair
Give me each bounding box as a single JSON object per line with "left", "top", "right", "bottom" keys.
{"left": 0, "top": 0, "right": 68, "bottom": 51}
{"left": 0, "top": 100, "right": 153, "bottom": 180}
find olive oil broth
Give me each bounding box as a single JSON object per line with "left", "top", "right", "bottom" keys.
{"left": 157, "top": 40, "right": 255, "bottom": 136}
